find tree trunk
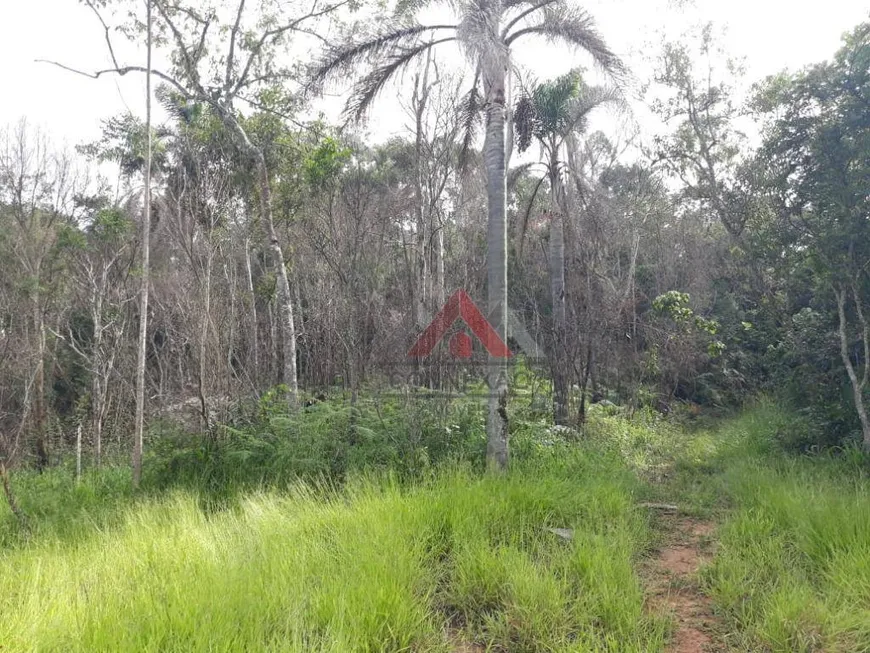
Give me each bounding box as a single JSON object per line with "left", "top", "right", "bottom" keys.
{"left": 549, "top": 158, "right": 568, "bottom": 426}
{"left": 836, "top": 288, "right": 870, "bottom": 450}
{"left": 268, "top": 300, "right": 279, "bottom": 384}
{"left": 92, "top": 373, "right": 103, "bottom": 467}
{"left": 75, "top": 423, "right": 82, "bottom": 484}
{"left": 412, "top": 53, "right": 432, "bottom": 329}
{"left": 197, "top": 246, "right": 212, "bottom": 432}
{"left": 435, "top": 224, "right": 445, "bottom": 308}
{"left": 225, "top": 258, "right": 236, "bottom": 400}
{"left": 32, "top": 290, "right": 48, "bottom": 470}
{"left": 256, "top": 156, "right": 298, "bottom": 407}
{"left": 132, "top": 0, "right": 153, "bottom": 489}
{"left": 213, "top": 106, "right": 297, "bottom": 405}
{"left": 244, "top": 237, "right": 260, "bottom": 385}
{"left": 483, "top": 62, "right": 509, "bottom": 471}
{"left": 91, "top": 279, "right": 104, "bottom": 467}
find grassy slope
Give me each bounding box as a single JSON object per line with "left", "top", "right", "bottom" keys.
{"left": 0, "top": 448, "right": 665, "bottom": 652}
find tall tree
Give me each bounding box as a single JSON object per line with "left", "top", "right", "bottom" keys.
{"left": 60, "top": 0, "right": 350, "bottom": 409}
{"left": 514, "top": 70, "right": 622, "bottom": 424}
{"left": 648, "top": 24, "right": 748, "bottom": 238}
{"left": 132, "top": 0, "right": 153, "bottom": 487}
{"left": 312, "top": 0, "right": 624, "bottom": 469}
{"left": 757, "top": 22, "right": 870, "bottom": 449}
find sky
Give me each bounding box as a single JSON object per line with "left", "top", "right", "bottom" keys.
{"left": 0, "top": 0, "right": 866, "bottom": 152}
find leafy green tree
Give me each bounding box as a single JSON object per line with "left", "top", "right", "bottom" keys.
{"left": 757, "top": 23, "right": 870, "bottom": 448}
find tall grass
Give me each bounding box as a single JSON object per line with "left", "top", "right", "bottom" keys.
{"left": 10, "top": 396, "right": 868, "bottom": 651}
{"left": 702, "top": 456, "right": 870, "bottom": 652}
{"left": 0, "top": 448, "right": 666, "bottom": 652}
{"left": 682, "top": 402, "right": 870, "bottom": 652}
{"left": 0, "top": 465, "right": 134, "bottom": 548}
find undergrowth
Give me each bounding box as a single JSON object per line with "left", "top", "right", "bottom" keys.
{"left": 698, "top": 406, "right": 870, "bottom": 652}
{"left": 0, "top": 449, "right": 666, "bottom": 652}
{"left": 4, "top": 394, "right": 870, "bottom": 652}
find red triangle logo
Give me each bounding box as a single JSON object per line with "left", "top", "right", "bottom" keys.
{"left": 408, "top": 289, "right": 512, "bottom": 358}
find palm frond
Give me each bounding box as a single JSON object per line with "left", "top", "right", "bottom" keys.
{"left": 156, "top": 84, "right": 201, "bottom": 125}
{"left": 506, "top": 5, "right": 627, "bottom": 81}
{"left": 308, "top": 22, "right": 454, "bottom": 93}
{"left": 530, "top": 69, "right": 581, "bottom": 139}
{"left": 458, "top": 72, "right": 483, "bottom": 170}
{"left": 561, "top": 84, "right": 626, "bottom": 141}
{"left": 501, "top": 0, "right": 560, "bottom": 38}
{"left": 344, "top": 37, "right": 455, "bottom": 121}
{"left": 507, "top": 162, "right": 536, "bottom": 191}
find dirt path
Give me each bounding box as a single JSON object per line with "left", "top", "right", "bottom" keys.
{"left": 644, "top": 512, "right": 725, "bottom": 653}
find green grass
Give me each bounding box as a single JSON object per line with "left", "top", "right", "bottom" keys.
{"left": 0, "top": 447, "right": 666, "bottom": 652}
{"left": 6, "top": 398, "right": 870, "bottom": 651}
{"left": 580, "top": 400, "right": 870, "bottom": 651}
{"left": 701, "top": 453, "right": 870, "bottom": 652}
{"left": 642, "top": 401, "right": 870, "bottom": 652}
{"left": 0, "top": 463, "right": 135, "bottom": 548}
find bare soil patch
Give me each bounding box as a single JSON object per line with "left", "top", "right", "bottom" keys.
{"left": 644, "top": 513, "right": 724, "bottom": 653}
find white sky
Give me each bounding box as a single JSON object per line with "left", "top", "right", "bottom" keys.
{"left": 0, "top": 0, "right": 866, "bottom": 151}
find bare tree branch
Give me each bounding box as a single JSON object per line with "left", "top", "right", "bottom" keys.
{"left": 225, "top": 0, "right": 247, "bottom": 96}
{"left": 234, "top": 0, "right": 353, "bottom": 97}
{"left": 35, "top": 59, "right": 191, "bottom": 98}
{"left": 152, "top": 0, "right": 205, "bottom": 94}
{"left": 84, "top": 0, "right": 121, "bottom": 71}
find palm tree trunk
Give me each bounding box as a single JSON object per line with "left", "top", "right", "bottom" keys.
{"left": 549, "top": 161, "right": 568, "bottom": 425}
{"left": 483, "top": 66, "right": 509, "bottom": 471}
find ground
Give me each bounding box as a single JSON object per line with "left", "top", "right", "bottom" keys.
{"left": 1, "top": 402, "right": 869, "bottom": 651}
{"left": 645, "top": 512, "right": 721, "bottom": 653}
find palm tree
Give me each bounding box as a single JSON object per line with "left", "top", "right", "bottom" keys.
{"left": 513, "top": 70, "right": 623, "bottom": 425}
{"left": 312, "top": 0, "right": 624, "bottom": 469}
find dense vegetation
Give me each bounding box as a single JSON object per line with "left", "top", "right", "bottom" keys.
{"left": 1, "top": 0, "right": 869, "bottom": 650}
{"left": 3, "top": 399, "right": 870, "bottom": 651}
{"left": 1, "top": 6, "right": 868, "bottom": 472}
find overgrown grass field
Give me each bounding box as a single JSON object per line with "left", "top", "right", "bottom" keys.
{"left": 699, "top": 409, "right": 870, "bottom": 652}
{"left": 0, "top": 443, "right": 665, "bottom": 652}
{"left": 2, "top": 400, "right": 870, "bottom": 651}
{"left": 623, "top": 403, "right": 870, "bottom": 652}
